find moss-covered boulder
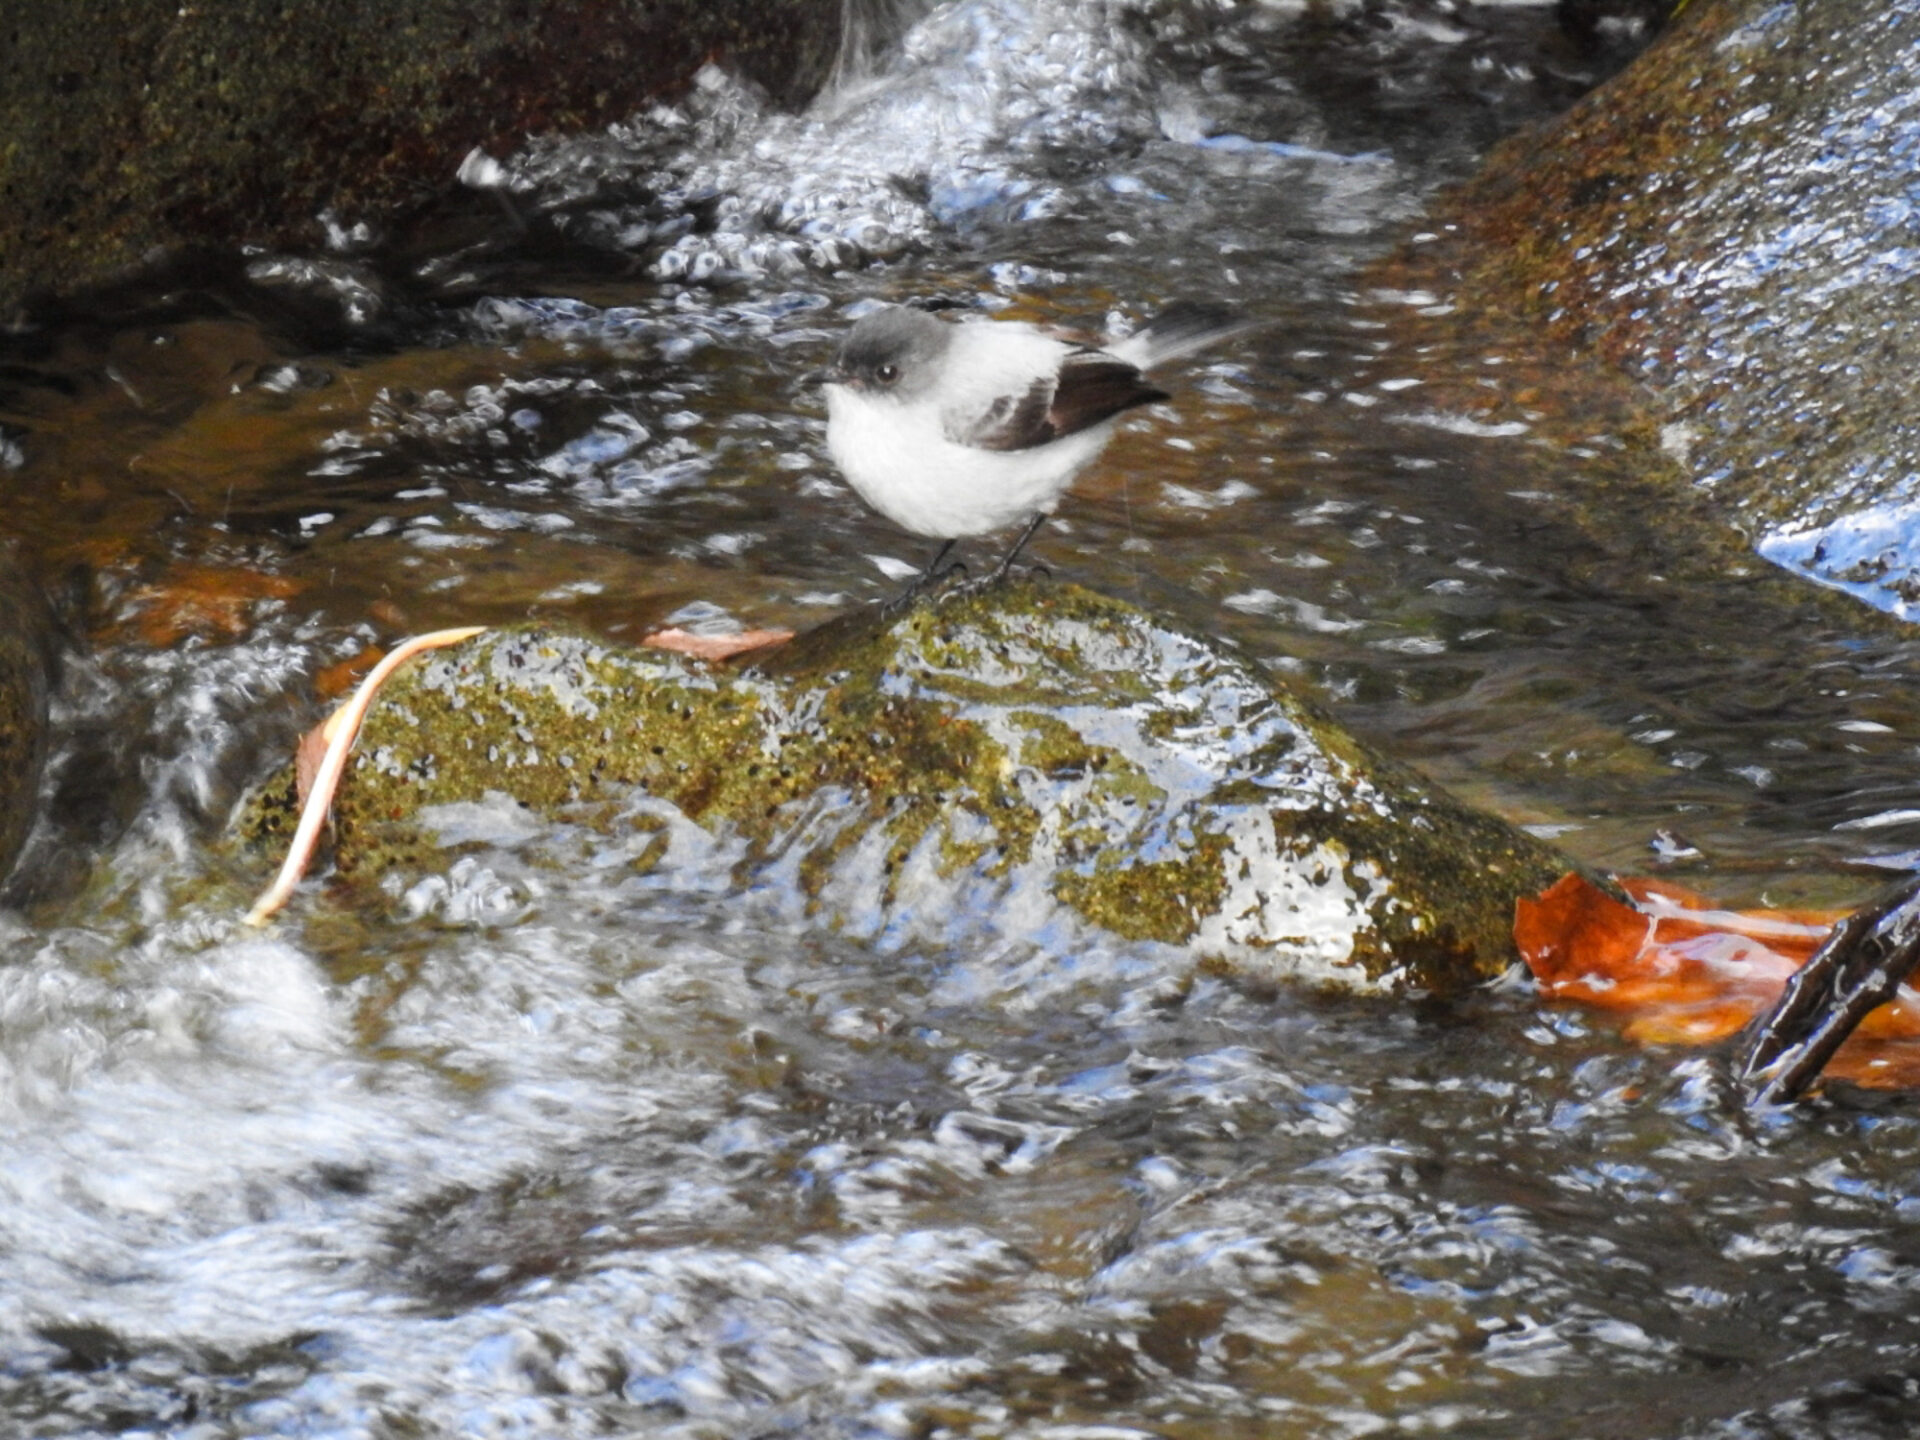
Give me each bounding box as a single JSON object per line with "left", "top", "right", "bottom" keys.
{"left": 1434, "top": 0, "right": 1920, "bottom": 619}
{"left": 246, "top": 583, "right": 1571, "bottom": 992}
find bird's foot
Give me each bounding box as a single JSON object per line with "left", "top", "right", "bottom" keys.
{"left": 877, "top": 582, "right": 932, "bottom": 618}
{"left": 879, "top": 559, "right": 969, "bottom": 617}
{"left": 952, "top": 562, "right": 1049, "bottom": 595}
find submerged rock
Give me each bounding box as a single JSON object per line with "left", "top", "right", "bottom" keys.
{"left": 244, "top": 583, "right": 1569, "bottom": 992}
{"left": 1437, "top": 0, "right": 1920, "bottom": 620}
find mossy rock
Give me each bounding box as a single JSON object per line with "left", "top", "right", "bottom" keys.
{"left": 1434, "top": 0, "right": 1920, "bottom": 618}
{"left": 242, "top": 582, "right": 1572, "bottom": 992}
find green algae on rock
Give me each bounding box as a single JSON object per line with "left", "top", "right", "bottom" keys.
{"left": 242, "top": 583, "right": 1569, "bottom": 992}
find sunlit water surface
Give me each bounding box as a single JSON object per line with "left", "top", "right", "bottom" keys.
{"left": 7, "top": 2, "right": 1920, "bottom": 1436}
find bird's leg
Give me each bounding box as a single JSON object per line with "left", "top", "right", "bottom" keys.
{"left": 881, "top": 539, "right": 963, "bottom": 614}
{"left": 928, "top": 539, "right": 968, "bottom": 584}
{"left": 1741, "top": 870, "right": 1920, "bottom": 1106}
{"left": 947, "top": 514, "right": 1051, "bottom": 601}
{"left": 984, "top": 511, "right": 1050, "bottom": 585}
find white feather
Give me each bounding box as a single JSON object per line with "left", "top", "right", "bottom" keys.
{"left": 825, "top": 379, "right": 1111, "bottom": 539}
{"left": 823, "top": 304, "right": 1242, "bottom": 543}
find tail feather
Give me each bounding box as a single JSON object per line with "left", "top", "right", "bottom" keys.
{"left": 1108, "top": 301, "right": 1255, "bottom": 370}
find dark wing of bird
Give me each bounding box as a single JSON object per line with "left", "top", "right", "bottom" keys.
{"left": 955, "top": 349, "right": 1169, "bottom": 453}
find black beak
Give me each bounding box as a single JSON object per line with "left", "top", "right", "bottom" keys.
{"left": 797, "top": 362, "right": 851, "bottom": 388}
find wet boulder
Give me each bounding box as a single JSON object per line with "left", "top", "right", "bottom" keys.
{"left": 246, "top": 583, "right": 1569, "bottom": 992}
{"left": 0, "top": 560, "right": 52, "bottom": 885}
{"left": 1436, "top": 0, "right": 1920, "bottom": 620}
{"left": 0, "top": 0, "right": 842, "bottom": 315}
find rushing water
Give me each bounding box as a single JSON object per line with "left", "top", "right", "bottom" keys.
{"left": 8, "top": 1, "right": 1920, "bottom": 1436}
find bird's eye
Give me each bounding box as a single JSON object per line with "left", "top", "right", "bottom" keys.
{"left": 875, "top": 363, "right": 898, "bottom": 384}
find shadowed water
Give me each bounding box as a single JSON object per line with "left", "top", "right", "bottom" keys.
{"left": 6, "top": 2, "right": 1920, "bottom": 1436}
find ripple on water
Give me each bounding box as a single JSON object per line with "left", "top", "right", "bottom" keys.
{"left": 10, "top": 1, "right": 1920, "bottom": 1436}
{"left": 9, "top": 817, "right": 1920, "bottom": 1436}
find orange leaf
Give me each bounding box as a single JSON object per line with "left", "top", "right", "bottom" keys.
{"left": 1516, "top": 873, "right": 1920, "bottom": 1087}
{"left": 314, "top": 646, "right": 385, "bottom": 700}
{"left": 295, "top": 721, "right": 331, "bottom": 808}
{"left": 641, "top": 626, "right": 794, "bottom": 661}
{"left": 118, "top": 563, "right": 304, "bottom": 646}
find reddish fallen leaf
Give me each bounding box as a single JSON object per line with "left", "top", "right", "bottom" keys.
{"left": 1517, "top": 873, "right": 1920, "bottom": 1087}
{"left": 246, "top": 626, "right": 487, "bottom": 926}
{"left": 641, "top": 626, "right": 794, "bottom": 661}
{"left": 119, "top": 563, "right": 304, "bottom": 646}
{"left": 294, "top": 723, "right": 330, "bottom": 810}
{"left": 313, "top": 646, "right": 386, "bottom": 700}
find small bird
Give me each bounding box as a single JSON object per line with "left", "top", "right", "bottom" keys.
{"left": 821, "top": 301, "right": 1240, "bottom": 602}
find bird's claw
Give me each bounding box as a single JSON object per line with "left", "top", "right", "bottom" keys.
{"left": 878, "top": 557, "right": 969, "bottom": 616}
{"left": 941, "top": 562, "right": 1049, "bottom": 602}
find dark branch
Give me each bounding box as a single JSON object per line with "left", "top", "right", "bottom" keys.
{"left": 1742, "top": 871, "right": 1920, "bottom": 1106}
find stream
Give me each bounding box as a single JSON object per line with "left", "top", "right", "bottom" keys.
{"left": 7, "top": 2, "right": 1920, "bottom": 1436}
